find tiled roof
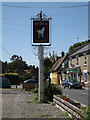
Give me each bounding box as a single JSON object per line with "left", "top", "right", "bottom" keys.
{"left": 70, "top": 43, "right": 90, "bottom": 57}
{"left": 50, "top": 55, "right": 67, "bottom": 72}
{"left": 24, "top": 70, "right": 31, "bottom": 72}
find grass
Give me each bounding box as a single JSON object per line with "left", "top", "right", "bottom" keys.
{"left": 26, "top": 101, "right": 33, "bottom": 103}
{"left": 40, "top": 114, "right": 51, "bottom": 118}
{"left": 51, "top": 102, "right": 56, "bottom": 106}
{"left": 26, "top": 95, "right": 39, "bottom": 104}
{"left": 21, "top": 89, "right": 25, "bottom": 92}
{"left": 61, "top": 111, "right": 69, "bottom": 116}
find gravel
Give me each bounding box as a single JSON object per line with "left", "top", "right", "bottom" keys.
{"left": 2, "top": 88, "right": 70, "bottom": 119}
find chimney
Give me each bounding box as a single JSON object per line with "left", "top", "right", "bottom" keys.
{"left": 56, "top": 56, "right": 60, "bottom": 60}
{"left": 61, "top": 51, "right": 65, "bottom": 57}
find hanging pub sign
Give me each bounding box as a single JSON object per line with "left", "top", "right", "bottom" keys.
{"left": 33, "top": 21, "right": 49, "bottom": 44}
{"left": 31, "top": 11, "right": 52, "bottom": 46}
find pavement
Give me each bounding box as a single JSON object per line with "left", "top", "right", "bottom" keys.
{"left": 1, "top": 88, "right": 70, "bottom": 119}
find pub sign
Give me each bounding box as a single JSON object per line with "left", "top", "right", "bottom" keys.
{"left": 33, "top": 21, "right": 49, "bottom": 44}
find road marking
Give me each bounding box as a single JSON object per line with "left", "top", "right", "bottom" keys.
{"left": 81, "top": 92, "right": 88, "bottom": 95}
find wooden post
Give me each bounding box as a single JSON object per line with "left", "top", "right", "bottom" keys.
{"left": 38, "top": 45, "right": 44, "bottom": 102}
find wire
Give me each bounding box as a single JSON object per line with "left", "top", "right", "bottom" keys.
{"left": 2, "top": 16, "right": 30, "bottom": 19}
{"left": 0, "top": 44, "right": 12, "bottom": 57}
{"left": 50, "top": 11, "right": 88, "bottom": 16}
{"left": 2, "top": 22, "right": 29, "bottom": 26}
{"left": 1, "top": 11, "right": 87, "bottom": 20}
{"left": 1, "top": 4, "right": 89, "bottom": 9}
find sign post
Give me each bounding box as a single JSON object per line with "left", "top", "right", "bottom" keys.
{"left": 31, "top": 11, "right": 52, "bottom": 102}
{"left": 38, "top": 45, "right": 44, "bottom": 101}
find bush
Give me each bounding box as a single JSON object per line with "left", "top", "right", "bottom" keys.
{"left": 82, "top": 105, "right": 90, "bottom": 119}
{"left": 24, "top": 72, "right": 32, "bottom": 80}
{"left": 19, "top": 75, "right": 25, "bottom": 83}
{"left": 44, "top": 82, "right": 62, "bottom": 102}
{"left": 0, "top": 74, "right": 5, "bottom": 78}
{"left": 5, "top": 73, "right": 19, "bottom": 85}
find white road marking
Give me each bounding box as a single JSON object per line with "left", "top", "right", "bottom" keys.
{"left": 81, "top": 92, "right": 88, "bottom": 95}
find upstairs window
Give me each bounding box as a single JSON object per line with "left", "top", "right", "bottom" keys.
{"left": 76, "top": 55, "right": 79, "bottom": 66}
{"left": 70, "top": 57, "right": 72, "bottom": 68}
{"left": 62, "top": 63, "right": 64, "bottom": 68}
{"left": 83, "top": 53, "right": 87, "bottom": 66}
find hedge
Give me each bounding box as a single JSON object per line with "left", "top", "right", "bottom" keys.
{"left": 4, "top": 73, "right": 19, "bottom": 85}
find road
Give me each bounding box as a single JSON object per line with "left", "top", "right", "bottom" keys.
{"left": 11, "top": 85, "right": 89, "bottom": 105}
{"left": 62, "top": 88, "right": 89, "bottom": 106}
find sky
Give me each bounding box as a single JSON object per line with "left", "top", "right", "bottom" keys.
{"left": 1, "top": 1, "right": 89, "bottom": 67}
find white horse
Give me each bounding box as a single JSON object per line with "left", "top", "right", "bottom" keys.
{"left": 37, "top": 27, "right": 45, "bottom": 38}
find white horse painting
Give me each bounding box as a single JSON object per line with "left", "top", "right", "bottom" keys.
{"left": 37, "top": 27, "right": 45, "bottom": 38}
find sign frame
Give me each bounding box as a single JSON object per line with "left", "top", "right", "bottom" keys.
{"left": 31, "top": 16, "right": 52, "bottom": 46}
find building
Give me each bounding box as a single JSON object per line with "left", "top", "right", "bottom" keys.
{"left": 50, "top": 52, "right": 68, "bottom": 84}
{"left": 67, "top": 42, "right": 90, "bottom": 86}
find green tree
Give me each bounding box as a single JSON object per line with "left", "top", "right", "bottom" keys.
{"left": 48, "top": 51, "right": 57, "bottom": 65}
{"left": 24, "top": 72, "right": 32, "bottom": 80}
{"left": 10, "top": 55, "right": 22, "bottom": 61}
{"left": 44, "top": 51, "right": 58, "bottom": 79}
{"left": 8, "top": 55, "right": 28, "bottom": 75}
{"left": 68, "top": 40, "right": 88, "bottom": 54}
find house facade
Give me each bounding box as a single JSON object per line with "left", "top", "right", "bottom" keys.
{"left": 67, "top": 42, "right": 90, "bottom": 85}
{"left": 50, "top": 52, "right": 68, "bottom": 84}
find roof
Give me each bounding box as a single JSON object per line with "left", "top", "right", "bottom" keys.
{"left": 50, "top": 54, "right": 67, "bottom": 72}
{"left": 69, "top": 43, "right": 90, "bottom": 57}
{"left": 24, "top": 70, "right": 31, "bottom": 72}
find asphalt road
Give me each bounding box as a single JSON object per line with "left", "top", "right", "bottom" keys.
{"left": 62, "top": 87, "right": 89, "bottom": 106}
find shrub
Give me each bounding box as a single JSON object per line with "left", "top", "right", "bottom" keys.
{"left": 82, "top": 105, "right": 90, "bottom": 119}
{"left": 0, "top": 74, "right": 5, "bottom": 78}
{"left": 5, "top": 73, "right": 19, "bottom": 85}
{"left": 44, "top": 82, "right": 62, "bottom": 102}
{"left": 19, "top": 75, "right": 25, "bottom": 83}
{"left": 24, "top": 72, "right": 32, "bottom": 80}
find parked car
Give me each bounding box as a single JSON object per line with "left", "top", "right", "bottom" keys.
{"left": 0, "top": 78, "right": 11, "bottom": 88}
{"left": 62, "top": 79, "right": 82, "bottom": 89}
{"left": 23, "top": 78, "right": 38, "bottom": 90}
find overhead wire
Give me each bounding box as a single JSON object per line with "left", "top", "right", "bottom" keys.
{"left": 1, "top": 3, "right": 88, "bottom": 59}
{"left": 0, "top": 44, "right": 12, "bottom": 57}
{"left": 2, "top": 16, "right": 30, "bottom": 19}
{"left": 1, "top": 11, "right": 88, "bottom": 20}
{"left": 1, "top": 4, "right": 89, "bottom": 8}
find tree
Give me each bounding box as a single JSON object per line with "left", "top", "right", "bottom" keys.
{"left": 44, "top": 51, "right": 58, "bottom": 79}
{"left": 68, "top": 40, "right": 88, "bottom": 54}
{"left": 48, "top": 51, "right": 57, "bottom": 65}
{"left": 8, "top": 55, "right": 28, "bottom": 75}
{"left": 10, "top": 55, "right": 23, "bottom": 61}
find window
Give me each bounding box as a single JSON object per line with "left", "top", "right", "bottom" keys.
{"left": 62, "top": 63, "right": 64, "bottom": 68}
{"left": 62, "top": 73, "right": 65, "bottom": 80}
{"left": 83, "top": 53, "right": 87, "bottom": 66}
{"left": 83, "top": 70, "right": 88, "bottom": 82}
{"left": 76, "top": 55, "right": 79, "bottom": 66}
{"left": 70, "top": 57, "right": 72, "bottom": 68}
{"left": 84, "top": 73, "right": 87, "bottom": 82}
